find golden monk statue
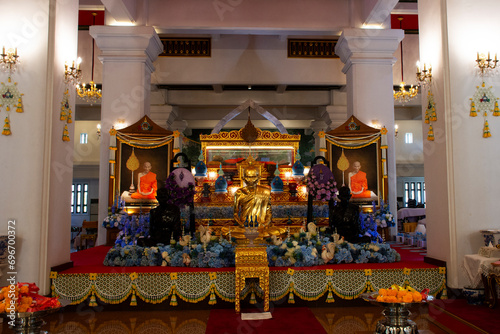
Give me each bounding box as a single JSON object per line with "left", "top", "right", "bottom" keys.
{"left": 222, "top": 162, "right": 285, "bottom": 240}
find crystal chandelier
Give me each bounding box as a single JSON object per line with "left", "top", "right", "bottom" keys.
{"left": 393, "top": 17, "right": 418, "bottom": 104}
{"left": 76, "top": 13, "right": 101, "bottom": 104}
{"left": 394, "top": 82, "right": 418, "bottom": 103}
{"left": 76, "top": 81, "right": 101, "bottom": 104}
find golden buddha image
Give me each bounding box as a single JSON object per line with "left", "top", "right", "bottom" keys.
{"left": 221, "top": 159, "right": 285, "bottom": 240}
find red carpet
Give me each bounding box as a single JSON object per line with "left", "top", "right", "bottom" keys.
{"left": 429, "top": 298, "right": 497, "bottom": 334}
{"left": 205, "top": 307, "right": 326, "bottom": 334}
{"left": 64, "top": 243, "right": 434, "bottom": 274}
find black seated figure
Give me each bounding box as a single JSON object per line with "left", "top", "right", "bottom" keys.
{"left": 329, "top": 186, "right": 371, "bottom": 243}
{"left": 146, "top": 187, "right": 182, "bottom": 246}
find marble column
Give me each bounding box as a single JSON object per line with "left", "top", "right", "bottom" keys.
{"left": 335, "top": 28, "right": 403, "bottom": 234}
{"left": 90, "top": 26, "right": 163, "bottom": 245}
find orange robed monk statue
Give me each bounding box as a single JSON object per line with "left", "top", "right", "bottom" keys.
{"left": 131, "top": 162, "right": 158, "bottom": 199}
{"left": 221, "top": 162, "right": 285, "bottom": 240}
{"left": 348, "top": 161, "right": 371, "bottom": 199}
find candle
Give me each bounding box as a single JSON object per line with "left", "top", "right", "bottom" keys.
{"left": 488, "top": 52, "right": 491, "bottom": 60}
{"left": 416, "top": 61, "right": 420, "bottom": 73}
{"left": 477, "top": 52, "right": 480, "bottom": 62}
{"left": 2, "top": 46, "right": 4, "bottom": 55}
{"left": 423, "top": 63, "right": 426, "bottom": 71}
{"left": 15, "top": 48, "right": 17, "bottom": 56}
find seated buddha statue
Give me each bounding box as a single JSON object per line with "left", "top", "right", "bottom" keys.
{"left": 221, "top": 163, "right": 285, "bottom": 240}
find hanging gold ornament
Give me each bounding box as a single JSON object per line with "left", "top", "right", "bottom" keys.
{"left": 494, "top": 100, "right": 500, "bottom": 116}
{"left": 469, "top": 100, "right": 477, "bottom": 117}
{"left": 2, "top": 116, "right": 11, "bottom": 136}
{"left": 483, "top": 110, "right": 492, "bottom": 138}
{"left": 62, "top": 123, "right": 70, "bottom": 141}
{"left": 0, "top": 77, "right": 23, "bottom": 113}
{"left": 60, "top": 89, "right": 70, "bottom": 121}
{"left": 15, "top": 96, "right": 23, "bottom": 113}
{"left": 427, "top": 125, "right": 434, "bottom": 141}
{"left": 427, "top": 90, "right": 437, "bottom": 122}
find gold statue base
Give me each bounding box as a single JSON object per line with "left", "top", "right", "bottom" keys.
{"left": 220, "top": 225, "right": 287, "bottom": 243}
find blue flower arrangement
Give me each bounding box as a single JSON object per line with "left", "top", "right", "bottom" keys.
{"left": 103, "top": 227, "right": 400, "bottom": 268}
{"left": 113, "top": 214, "right": 150, "bottom": 247}
{"left": 372, "top": 199, "right": 395, "bottom": 227}
{"left": 102, "top": 212, "right": 127, "bottom": 229}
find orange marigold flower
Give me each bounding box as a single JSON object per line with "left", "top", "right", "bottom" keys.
{"left": 20, "top": 296, "right": 32, "bottom": 306}
{"left": 0, "top": 302, "right": 5, "bottom": 312}
{"left": 17, "top": 304, "right": 29, "bottom": 313}
{"left": 397, "top": 290, "right": 407, "bottom": 299}
{"left": 386, "top": 289, "right": 398, "bottom": 297}
{"left": 378, "top": 288, "right": 387, "bottom": 296}
{"left": 385, "top": 296, "right": 398, "bottom": 303}
{"left": 403, "top": 294, "right": 413, "bottom": 303}
{"left": 19, "top": 286, "right": 29, "bottom": 294}
{"left": 412, "top": 292, "right": 422, "bottom": 302}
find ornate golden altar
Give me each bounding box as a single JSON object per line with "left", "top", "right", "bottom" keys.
{"left": 193, "top": 126, "right": 329, "bottom": 233}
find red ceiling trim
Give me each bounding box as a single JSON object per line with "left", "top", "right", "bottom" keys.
{"left": 390, "top": 14, "right": 418, "bottom": 31}
{"left": 79, "top": 10, "right": 105, "bottom": 26}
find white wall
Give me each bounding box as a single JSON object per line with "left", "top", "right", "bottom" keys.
{"left": 154, "top": 35, "right": 346, "bottom": 86}
{"left": 73, "top": 120, "right": 101, "bottom": 165}
{"left": 395, "top": 120, "right": 424, "bottom": 166}
{"left": 419, "top": 0, "right": 500, "bottom": 288}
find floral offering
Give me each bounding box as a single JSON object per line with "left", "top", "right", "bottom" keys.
{"left": 103, "top": 226, "right": 401, "bottom": 268}
{"left": 0, "top": 283, "right": 61, "bottom": 313}
{"left": 375, "top": 285, "right": 430, "bottom": 303}
{"left": 371, "top": 199, "right": 395, "bottom": 227}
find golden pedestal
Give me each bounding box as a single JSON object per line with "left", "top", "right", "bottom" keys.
{"left": 234, "top": 246, "right": 269, "bottom": 313}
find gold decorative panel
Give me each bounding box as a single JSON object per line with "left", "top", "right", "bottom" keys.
{"left": 160, "top": 38, "right": 211, "bottom": 57}
{"left": 288, "top": 39, "right": 338, "bottom": 58}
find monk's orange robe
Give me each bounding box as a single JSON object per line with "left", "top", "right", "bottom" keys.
{"left": 350, "top": 171, "right": 371, "bottom": 198}
{"left": 131, "top": 172, "right": 157, "bottom": 199}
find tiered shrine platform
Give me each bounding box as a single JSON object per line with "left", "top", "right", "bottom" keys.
{"left": 50, "top": 243, "right": 446, "bottom": 307}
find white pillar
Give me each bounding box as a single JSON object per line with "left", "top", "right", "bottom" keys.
{"left": 90, "top": 26, "right": 163, "bottom": 245}
{"left": 325, "top": 90, "right": 348, "bottom": 130}
{"left": 335, "top": 28, "right": 403, "bottom": 235}
{"left": 150, "top": 104, "right": 176, "bottom": 130}
{"left": 0, "top": 0, "right": 78, "bottom": 293}
{"left": 419, "top": 0, "right": 500, "bottom": 289}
